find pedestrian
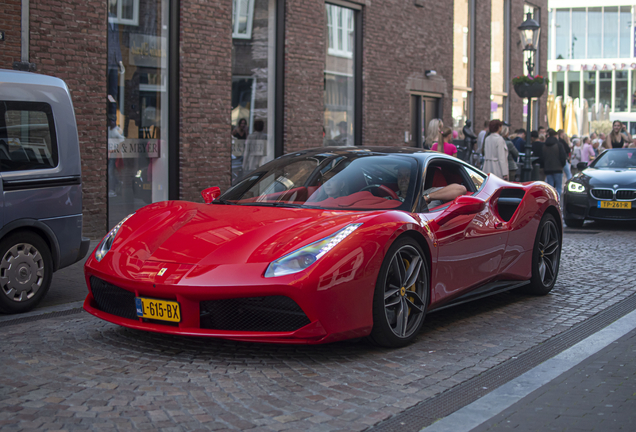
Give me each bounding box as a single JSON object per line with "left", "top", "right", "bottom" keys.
{"left": 591, "top": 138, "right": 601, "bottom": 157}
{"left": 512, "top": 128, "right": 527, "bottom": 153}
{"left": 570, "top": 137, "right": 582, "bottom": 174}
{"left": 604, "top": 120, "right": 632, "bottom": 149}
{"left": 502, "top": 125, "right": 519, "bottom": 181}
{"left": 580, "top": 136, "right": 595, "bottom": 165}
{"left": 425, "top": 118, "right": 443, "bottom": 149}
{"left": 557, "top": 129, "right": 573, "bottom": 181}
{"left": 476, "top": 120, "right": 489, "bottom": 155}
{"left": 530, "top": 131, "right": 545, "bottom": 180}
{"left": 543, "top": 128, "right": 567, "bottom": 199}
{"left": 482, "top": 120, "right": 509, "bottom": 180}
{"left": 431, "top": 127, "right": 458, "bottom": 157}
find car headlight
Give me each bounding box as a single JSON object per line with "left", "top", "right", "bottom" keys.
{"left": 264, "top": 223, "right": 362, "bottom": 278}
{"left": 94, "top": 213, "right": 135, "bottom": 262}
{"left": 567, "top": 182, "right": 586, "bottom": 193}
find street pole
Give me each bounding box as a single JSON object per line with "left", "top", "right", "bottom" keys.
{"left": 521, "top": 52, "right": 535, "bottom": 182}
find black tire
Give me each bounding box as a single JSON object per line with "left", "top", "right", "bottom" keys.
{"left": 564, "top": 218, "right": 584, "bottom": 228}
{"left": 0, "top": 232, "right": 53, "bottom": 314}
{"left": 368, "top": 237, "right": 429, "bottom": 348}
{"left": 522, "top": 213, "right": 561, "bottom": 296}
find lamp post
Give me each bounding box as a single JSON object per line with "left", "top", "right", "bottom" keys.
{"left": 518, "top": 12, "right": 541, "bottom": 182}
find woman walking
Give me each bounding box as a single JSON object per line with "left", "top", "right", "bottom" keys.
{"left": 431, "top": 127, "right": 458, "bottom": 157}
{"left": 482, "top": 120, "right": 509, "bottom": 180}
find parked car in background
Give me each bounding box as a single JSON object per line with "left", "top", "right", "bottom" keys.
{"left": 563, "top": 148, "right": 636, "bottom": 227}
{"left": 0, "top": 69, "right": 90, "bottom": 313}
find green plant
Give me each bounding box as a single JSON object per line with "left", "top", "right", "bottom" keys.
{"left": 512, "top": 75, "right": 550, "bottom": 86}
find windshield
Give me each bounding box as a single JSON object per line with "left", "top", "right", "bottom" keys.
{"left": 220, "top": 152, "right": 420, "bottom": 210}
{"left": 590, "top": 149, "right": 636, "bottom": 169}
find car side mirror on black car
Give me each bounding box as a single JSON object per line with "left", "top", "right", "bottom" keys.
{"left": 436, "top": 195, "right": 486, "bottom": 226}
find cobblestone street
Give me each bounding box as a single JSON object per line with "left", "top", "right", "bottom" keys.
{"left": 1, "top": 224, "right": 635, "bottom": 432}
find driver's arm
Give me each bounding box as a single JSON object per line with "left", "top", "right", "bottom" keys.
{"left": 424, "top": 184, "right": 467, "bottom": 205}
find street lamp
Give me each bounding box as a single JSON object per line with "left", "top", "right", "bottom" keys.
{"left": 519, "top": 12, "right": 541, "bottom": 182}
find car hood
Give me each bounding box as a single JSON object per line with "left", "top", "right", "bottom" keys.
{"left": 580, "top": 168, "right": 636, "bottom": 188}
{"left": 112, "top": 201, "right": 372, "bottom": 266}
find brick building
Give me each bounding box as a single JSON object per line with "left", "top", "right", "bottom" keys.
{"left": 0, "top": 0, "right": 547, "bottom": 237}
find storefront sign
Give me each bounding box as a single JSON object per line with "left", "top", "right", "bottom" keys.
{"left": 556, "top": 63, "right": 636, "bottom": 72}
{"left": 108, "top": 138, "right": 161, "bottom": 159}
{"left": 129, "top": 34, "right": 167, "bottom": 68}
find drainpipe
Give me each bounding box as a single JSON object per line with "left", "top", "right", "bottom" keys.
{"left": 13, "top": 0, "right": 36, "bottom": 71}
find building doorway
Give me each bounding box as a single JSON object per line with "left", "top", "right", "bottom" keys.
{"left": 411, "top": 94, "right": 442, "bottom": 148}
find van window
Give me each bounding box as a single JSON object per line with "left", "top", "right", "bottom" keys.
{"left": 0, "top": 101, "right": 59, "bottom": 172}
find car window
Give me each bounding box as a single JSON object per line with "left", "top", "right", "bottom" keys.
{"left": 590, "top": 149, "right": 636, "bottom": 169}
{"left": 0, "top": 101, "right": 59, "bottom": 172}
{"left": 463, "top": 165, "right": 486, "bottom": 191}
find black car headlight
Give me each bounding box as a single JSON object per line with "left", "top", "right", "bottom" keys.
{"left": 265, "top": 223, "right": 362, "bottom": 277}
{"left": 95, "top": 213, "right": 135, "bottom": 262}
{"left": 567, "top": 181, "right": 586, "bottom": 193}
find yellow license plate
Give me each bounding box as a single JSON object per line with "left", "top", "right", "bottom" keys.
{"left": 598, "top": 201, "right": 632, "bottom": 209}
{"left": 142, "top": 184, "right": 152, "bottom": 190}
{"left": 135, "top": 297, "right": 181, "bottom": 322}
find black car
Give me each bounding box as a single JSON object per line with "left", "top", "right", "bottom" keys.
{"left": 563, "top": 148, "right": 636, "bottom": 227}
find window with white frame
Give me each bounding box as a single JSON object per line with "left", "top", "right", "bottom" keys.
{"left": 108, "top": 0, "right": 139, "bottom": 26}
{"left": 326, "top": 4, "right": 354, "bottom": 58}
{"left": 233, "top": 0, "right": 255, "bottom": 39}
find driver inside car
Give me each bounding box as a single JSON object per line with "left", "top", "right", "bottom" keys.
{"left": 396, "top": 166, "right": 466, "bottom": 209}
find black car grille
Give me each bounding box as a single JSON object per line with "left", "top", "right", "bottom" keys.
{"left": 200, "top": 296, "right": 311, "bottom": 332}
{"left": 90, "top": 276, "right": 138, "bottom": 320}
{"left": 616, "top": 190, "right": 636, "bottom": 200}
{"left": 591, "top": 189, "right": 613, "bottom": 200}
{"left": 588, "top": 207, "right": 636, "bottom": 220}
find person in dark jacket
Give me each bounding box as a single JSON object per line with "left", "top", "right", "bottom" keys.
{"left": 542, "top": 128, "right": 567, "bottom": 199}
{"left": 513, "top": 129, "right": 527, "bottom": 153}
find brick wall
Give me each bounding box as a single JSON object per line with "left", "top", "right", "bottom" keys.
{"left": 179, "top": 0, "right": 232, "bottom": 201}
{"left": 0, "top": 0, "right": 22, "bottom": 66}
{"left": 473, "top": 0, "right": 492, "bottom": 131}
{"left": 29, "top": 0, "right": 107, "bottom": 238}
{"left": 283, "top": 0, "right": 326, "bottom": 152}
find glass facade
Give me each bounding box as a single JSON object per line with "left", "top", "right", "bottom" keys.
{"left": 107, "top": 0, "right": 170, "bottom": 228}
{"left": 599, "top": 71, "right": 612, "bottom": 108}
{"left": 324, "top": 4, "right": 356, "bottom": 146}
{"left": 615, "top": 71, "right": 628, "bottom": 112}
{"left": 452, "top": 0, "right": 471, "bottom": 129}
{"left": 584, "top": 71, "right": 597, "bottom": 108}
{"left": 231, "top": 0, "right": 276, "bottom": 183}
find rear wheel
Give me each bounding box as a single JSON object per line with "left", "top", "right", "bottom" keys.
{"left": 523, "top": 213, "right": 561, "bottom": 295}
{"left": 0, "top": 232, "right": 53, "bottom": 314}
{"left": 369, "top": 237, "right": 428, "bottom": 348}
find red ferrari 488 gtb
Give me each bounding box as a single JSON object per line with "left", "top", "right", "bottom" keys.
{"left": 84, "top": 147, "right": 562, "bottom": 347}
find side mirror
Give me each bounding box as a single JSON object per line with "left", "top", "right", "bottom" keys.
{"left": 577, "top": 162, "right": 588, "bottom": 170}
{"left": 436, "top": 195, "right": 486, "bottom": 226}
{"left": 201, "top": 186, "right": 221, "bottom": 204}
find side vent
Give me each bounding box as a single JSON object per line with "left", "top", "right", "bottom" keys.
{"left": 497, "top": 189, "right": 526, "bottom": 222}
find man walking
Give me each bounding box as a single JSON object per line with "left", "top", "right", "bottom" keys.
{"left": 542, "top": 129, "right": 567, "bottom": 199}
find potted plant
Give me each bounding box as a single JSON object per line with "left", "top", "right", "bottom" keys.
{"left": 512, "top": 75, "right": 548, "bottom": 99}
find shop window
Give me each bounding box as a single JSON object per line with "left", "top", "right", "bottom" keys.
{"left": 568, "top": 72, "right": 580, "bottom": 100}
{"left": 615, "top": 71, "right": 628, "bottom": 112}
{"left": 583, "top": 71, "right": 596, "bottom": 108}
{"left": 603, "top": 7, "right": 618, "bottom": 59}
{"left": 326, "top": 4, "right": 354, "bottom": 58}
{"left": 231, "top": 0, "right": 276, "bottom": 183}
{"left": 232, "top": 0, "right": 255, "bottom": 39}
{"left": 587, "top": 8, "right": 602, "bottom": 58}
{"left": 598, "top": 72, "right": 612, "bottom": 108}
{"left": 324, "top": 3, "right": 358, "bottom": 146}
{"left": 108, "top": 0, "right": 139, "bottom": 26}
{"left": 554, "top": 9, "right": 569, "bottom": 59}
{"left": 619, "top": 6, "right": 631, "bottom": 58}
{"left": 555, "top": 72, "right": 564, "bottom": 98}
{"left": 0, "top": 102, "right": 58, "bottom": 172}
{"left": 107, "top": 0, "right": 170, "bottom": 228}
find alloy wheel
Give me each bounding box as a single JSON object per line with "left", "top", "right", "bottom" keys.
{"left": 382, "top": 245, "right": 427, "bottom": 339}
{"left": 537, "top": 220, "right": 560, "bottom": 287}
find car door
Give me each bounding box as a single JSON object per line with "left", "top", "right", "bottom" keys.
{"left": 424, "top": 160, "right": 509, "bottom": 303}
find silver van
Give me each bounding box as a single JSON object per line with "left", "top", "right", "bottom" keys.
{"left": 0, "top": 69, "right": 89, "bottom": 313}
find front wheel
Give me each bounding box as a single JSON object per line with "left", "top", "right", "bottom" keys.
{"left": 369, "top": 237, "right": 428, "bottom": 348}
{"left": 0, "top": 232, "right": 53, "bottom": 314}
{"left": 523, "top": 213, "right": 561, "bottom": 295}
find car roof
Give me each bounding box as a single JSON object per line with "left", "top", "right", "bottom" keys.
{"left": 284, "top": 146, "right": 458, "bottom": 162}
{"left": 0, "top": 69, "right": 68, "bottom": 91}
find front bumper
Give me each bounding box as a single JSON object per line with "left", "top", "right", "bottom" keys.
{"left": 83, "top": 258, "right": 375, "bottom": 344}
{"left": 563, "top": 191, "right": 636, "bottom": 221}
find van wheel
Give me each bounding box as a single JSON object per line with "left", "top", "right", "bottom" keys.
{"left": 0, "top": 232, "right": 53, "bottom": 314}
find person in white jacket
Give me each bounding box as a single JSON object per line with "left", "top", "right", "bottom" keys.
{"left": 482, "top": 120, "right": 509, "bottom": 180}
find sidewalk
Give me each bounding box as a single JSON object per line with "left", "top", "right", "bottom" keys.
{"left": 468, "top": 328, "right": 635, "bottom": 431}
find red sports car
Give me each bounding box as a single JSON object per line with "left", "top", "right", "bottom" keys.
{"left": 84, "top": 147, "right": 562, "bottom": 347}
